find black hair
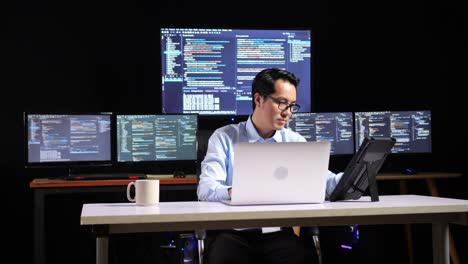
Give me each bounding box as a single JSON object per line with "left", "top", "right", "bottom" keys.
{"left": 251, "top": 68, "right": 300, "bottom": 110}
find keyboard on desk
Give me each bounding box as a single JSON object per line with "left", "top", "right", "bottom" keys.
{"left": 65, "top": 173, "right": 147, "bottom": 181}
{"left": 146, "top": 174, "right": 174, "bottom": 179}
{"left": 146, "top": 174, "right": 197, "bottom": 179}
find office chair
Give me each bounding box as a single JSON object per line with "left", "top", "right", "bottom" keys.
{"left": 194, "top": 227, "right": 323, "bottom": 264}
{"left": 300, "top": 226, "right": 323, "bottom": 264}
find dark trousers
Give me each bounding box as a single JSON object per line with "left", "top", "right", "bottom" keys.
{"left": 204, "top": 228, "right": 317, "bottom": 264}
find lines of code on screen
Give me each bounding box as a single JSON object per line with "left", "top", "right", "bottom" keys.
{"left": 287, "top": 112, "right": 354, "bottom": 155}
{"left": 161, "top": 28, "right": 312, "bottom": 115}
{"left": 354, "top": 111, "right": 432, "bottom": 153}
{"left": 27, "top": 114, "right": 112, "bottom": 163}
{"left": 117, "top": 115, "right": 198, "bottom": 162}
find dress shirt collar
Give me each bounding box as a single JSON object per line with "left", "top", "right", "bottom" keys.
{"left": 246, "top": 116, "right": 284, "bottom": 143}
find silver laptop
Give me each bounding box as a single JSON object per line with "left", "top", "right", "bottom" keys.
{"left": 223, "top": 141, "right": 331, "bottom": 205}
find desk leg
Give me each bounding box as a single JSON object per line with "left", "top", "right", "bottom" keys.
{"left": 34, "top": 189, "right": 45, "bottom": 264}
{"left": 94, "top": 226, "right": 109, "bottom": 264}
{"left": 426, "top": 178, "right": 439, "bottom": 197}
{"left": 426, "top": 178, "right": 461, "bottom": 264}
{"left": 432, "top": 223, "right": 449, "bottom": 264}
{"left": 96, "top": 236, "right": 109, "bottom": 264}
{"left": 399, "top": 180, "right": 415, "bottom": 264}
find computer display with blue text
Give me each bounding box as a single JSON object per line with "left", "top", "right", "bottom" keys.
{"left": 26, "top": 113, "right": 112, "bottom": 166}
{"left": 160, "top": 28, "right": 312, "bottom": 115}
{"left": 354, "top": 110, "right": 432, "bottom": 153}
{"left": 287, "top": 112, "right": 354, "bottom": 155}
{"left": 117, "top": 114, "right": 198, "bottom": 162}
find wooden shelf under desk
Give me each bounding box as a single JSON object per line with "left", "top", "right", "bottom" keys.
{"left": 377, "top": 171, "right": 462, "bottom": 181}
{"left": 30, "top": 174, "right": 198, "bottom": 264}
{"left": 30, "top": 176, "right": 198, "bottom": 188}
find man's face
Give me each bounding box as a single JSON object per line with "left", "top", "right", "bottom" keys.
{"left": 254, "top": 79, "right": 297, "bottom": 131}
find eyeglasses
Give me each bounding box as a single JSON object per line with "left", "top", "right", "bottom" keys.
{"left": 266, "top": 95, "right": 301, "bottom": 113}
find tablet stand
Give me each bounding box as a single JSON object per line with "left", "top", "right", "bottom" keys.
{"left": 366, "top": 161, "right": 380, "bottom": 202}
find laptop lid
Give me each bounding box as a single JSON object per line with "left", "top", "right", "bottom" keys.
{"left": 227, "top": 141, "right": 331, "bottom": 205}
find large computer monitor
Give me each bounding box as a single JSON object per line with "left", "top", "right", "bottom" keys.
{"left": 116, "top": 114, "right": 198, "bottom": 162}
{"left": 25, "top": 113, "right": 112, "bottom": 167}
{"left": 287, "top": 112, "right": 354, "bottom": 155}
{"left": 160, "top": 28, "right": 312, "bottom": 118}
{"left": 354, "top": 110, "right": 432, "bottom": 154}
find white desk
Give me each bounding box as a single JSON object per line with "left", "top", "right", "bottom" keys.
{"left": 81, "top": 195, "right": 468, "bottom": 264}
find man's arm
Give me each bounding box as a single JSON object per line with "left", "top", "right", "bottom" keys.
{"left": 197, "top": 132, "right": 232, "bottom": 202}
{"left": 325, "top": 171, "right": 343, "bottom": 199}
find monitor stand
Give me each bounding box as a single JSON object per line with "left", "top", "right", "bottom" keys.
{"left": 365, "top": 161, "right": 380, "bottom": 202}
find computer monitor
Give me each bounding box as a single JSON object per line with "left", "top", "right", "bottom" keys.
{"left": 286, "top": 112, "right": 354, "bottom": 155}
{"left": 116, "top": 114, "right": 198, "bottom": 162}
{"left": 160, "top": 28, "right": 312, "bottom": 118}
{"left": 25, "top": 113, "right": 112, "bottom": 167}
{"left": 354, "top": 110, "right": 432, "bottom": 154}
{"left": 328, "top": 137, "right": 396, "bottom": 202}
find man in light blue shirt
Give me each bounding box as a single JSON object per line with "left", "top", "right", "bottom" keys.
{"left": 197, "top": 68, "right": 342, "bottom": 264}
{"left": 197, "top": 118, "right": 342, "bottom": 201}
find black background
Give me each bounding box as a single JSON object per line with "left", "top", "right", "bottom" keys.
{"left": 5, "top": 0, "right": 467, "bottom": 263}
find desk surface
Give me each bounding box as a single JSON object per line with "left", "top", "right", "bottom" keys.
{"left": 81, "top": 195, "right": 468, "bottom": 231}
{"left": 30, "top": 176, "right": 198, "bottom": 188}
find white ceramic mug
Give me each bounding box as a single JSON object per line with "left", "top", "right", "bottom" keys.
{"left": 126, "top": 179, "right": 160, "bottom": 206}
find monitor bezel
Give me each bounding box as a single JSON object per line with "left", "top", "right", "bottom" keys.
{"left": 158, "top": 26, "right": 314, "bottom": 127}
{"left": 24, "top": 112, "right": 114, "bottom": 168}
